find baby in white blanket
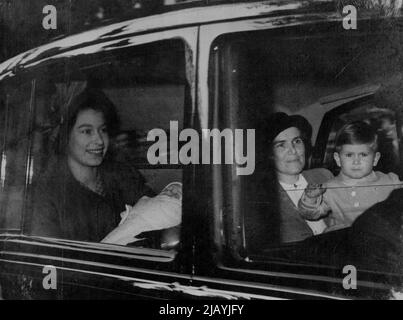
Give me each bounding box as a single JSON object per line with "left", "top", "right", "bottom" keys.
{"left": 102, "top": 182, "right": 182, "bottom": 246}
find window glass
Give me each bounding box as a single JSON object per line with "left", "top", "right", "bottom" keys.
{"left": 25, "top": 39, "right": 189, "bottom": 251}
{"left": 212, "top": 20, "right": 403, "bottom": 278}
{"left": 0, "top": 89, "right": 6, "bottom": 229}
{"left": 0, "top": 82, "right": 32, "bottom": 230}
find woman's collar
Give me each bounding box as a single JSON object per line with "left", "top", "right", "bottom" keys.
{"left": 278, "top": 174, "right": 305, "bottom": 188}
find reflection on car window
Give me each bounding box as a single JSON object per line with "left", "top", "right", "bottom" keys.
{"left": 213, "top": 21, "right": 403, "bottom": 276}
{"left": 0, "top": 82, "right": 32, "bottom": 230}
{"left": 23, "top": 39, "right": 189, "bottom": 250}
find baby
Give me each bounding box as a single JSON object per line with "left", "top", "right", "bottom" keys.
{"left": 102, "top": 182, "right": 182, "bottom": 246}
{"left": 299, "top": 121, "right": 402, "bottom": 230}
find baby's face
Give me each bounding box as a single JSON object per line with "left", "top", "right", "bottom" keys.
{"left": 334, "top": 144, "right": 380, "bottom": 180}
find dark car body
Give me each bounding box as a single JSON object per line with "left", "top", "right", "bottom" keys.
{"left": 0, "top": 0, "right": 402, "bottom": 300}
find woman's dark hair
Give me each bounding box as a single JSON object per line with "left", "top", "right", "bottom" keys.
{"left": 335, "top": 121, "right": 378, "bottom": 153}
{"left": 256, "top": 113, "right": 312, "bottom": 169}
{"left": 66, "top": 88, "right": 119, "bottom": 136}
{"left": 55, "top": 88, "right": 119, "bottom": 155}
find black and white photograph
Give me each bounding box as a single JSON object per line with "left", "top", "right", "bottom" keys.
{"left": 0, "top": 0, "right": 402, "bottom": 305}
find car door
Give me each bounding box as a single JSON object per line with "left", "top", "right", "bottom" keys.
{"left": 0, "top": 25, "right": 201, "bottom": 299}
{"left": 194, "top": 11, "right": 403, "bottom": 299}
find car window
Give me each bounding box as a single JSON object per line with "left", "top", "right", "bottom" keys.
{"left": 210, "top": 19, "right": 403, "bottom": 295}
{"left": 0, "top": 81, "right": 32, "bottom": 230}
{"left": 22, "top": 39, "right": 190, "bottom": 251}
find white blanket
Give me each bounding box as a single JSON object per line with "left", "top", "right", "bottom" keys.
{"left": 102, "top": 182, "right": 182, "bottom": 245}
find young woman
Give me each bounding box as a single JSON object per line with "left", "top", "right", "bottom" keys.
{"left": 30, "top": 88, "right": 153, "bottom": 241}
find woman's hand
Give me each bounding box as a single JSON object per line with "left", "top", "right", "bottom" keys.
{"left": 304, "top": 183, "right": 326, "bottom": 200}
{"left": 298, "top": 183, "right": 328, "bottom": 220}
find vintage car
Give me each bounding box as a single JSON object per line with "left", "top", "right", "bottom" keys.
{"left": 0, "top": 0, "right": 402, "bottom": 299}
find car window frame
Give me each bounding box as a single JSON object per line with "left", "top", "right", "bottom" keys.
{"left": 0, "top": 26, "right": 199, "bottom": 274}
{"left": 201, "top": 14, "right": 403, "bottom": 299}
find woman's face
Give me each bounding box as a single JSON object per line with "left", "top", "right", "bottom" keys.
{"left": 272, "top": 127, "right": 306, "bottom": 177}
{"left": 67, "top": 109, "right": 109, "bottom": 168}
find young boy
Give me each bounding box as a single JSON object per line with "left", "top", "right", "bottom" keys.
{"left": 299, "top": 121, "right": 402, "bottom": 230}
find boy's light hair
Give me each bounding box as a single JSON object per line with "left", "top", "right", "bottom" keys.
{"left": 335, "top": 121, "right": 378, "bottom": 153}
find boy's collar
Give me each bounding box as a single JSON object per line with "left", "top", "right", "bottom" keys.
{"left": 336, "top": 171, "right": 378, "bottom": 186}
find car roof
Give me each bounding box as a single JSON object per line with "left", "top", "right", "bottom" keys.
{"left": 0, "top": 0, "right": 337, "bottom": 81}
{"left": 1, "top": 0, "right": 402, "bottom": 82}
